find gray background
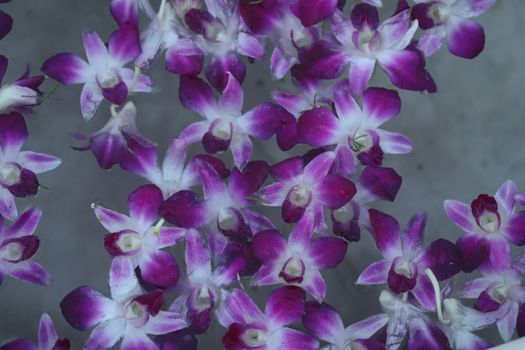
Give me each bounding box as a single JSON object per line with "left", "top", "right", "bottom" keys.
{"left": 0, "top": 0, "right": 524, "bottom": 348}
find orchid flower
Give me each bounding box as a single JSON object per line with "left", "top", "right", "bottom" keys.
{"left": 259, "top": 151, "right": 356, "bottom": 232}
{"left": 94, "top": 184, "right": 185, "bottom": 288}
{"left": 120, "top": 136, "right": 229, "bottom": 198}
{"left": 178, "top": 73, "right": 294, "bottom": 169}
{"left": 41, "top": 24, "right": 151, "bottom": 120}
{"left": 174, "top": 229, "right": 244, "bottom": 333}
{"left": 136, "top": 0, "right": 204, "bottom": 75}
{"left": 302, "top": 301, "right": 388, "bottom": 350}
{"left": 251, "top": 214, "right": 347, "bottom": 301}
{"left": 184, "top": 0, "right": 265, "bottom": 90}
{"left": 0, "top": 55, "right": 44, "bottom": 114}
{"left": 72, "top": 102, "right": 154, "bottom": 170}
{"left": 0, "top": 207, "right": 50, "bottom": 286}
{"left": 357, "top": 209, "right": 462, "bottom": 310}
{"left": 161, "top": 159, "right": 273, "bottom": 241}
{"left": 461, "top": 259, "right": 525, "bottom": 342}
{"left": 60, "top": 257, "right": 187, "bottom": 350}
{"left": 444, "top": 180, "right": 525, "bottom": 271}
{"left": 412, "top": 0, "right": 496, "bottom": 58}
{"left": 0, "top": 313, "right": 70, "bottom": 350}
{"left": 305, "top": 4, "right": 435, "bottom": 95}
{"left": 110, "top": 0, "right": 157, "bottom": 25}
{"left": 297, "top": 87, "right": 411, "bottom": 176}
{"left": 0, "top": 113, "right": 61, "bottom": 220}
{"left": 217, "top": 286, "right": 319, "bottom": 350}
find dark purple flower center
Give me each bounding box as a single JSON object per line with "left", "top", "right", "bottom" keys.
{"left": 279, "top": 256, "right": 306, "bottom": 283}
{"left": 471, "top": 194, "right": 501, "bottom": 233}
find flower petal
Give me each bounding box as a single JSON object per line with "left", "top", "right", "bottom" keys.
{"left": 360, "top": 166, "right": 402, "bottom": 202}
{"left": 109, "top": 256, "right": 138, "bottom": 301}
{"left": 80, "top": 83, "right": 103, "bottom": 120}
{"left": 444, "top": 200, "right": 477, "bottom": 233}
{"left": 143, "top": 311, "right": 187, "bottom": 335}
{"left": 4, "top": 206, "right": 41, "bottom": 238}
{"left": 219, "top": 73, "right": 243, "bottom": 116}
{"left": 252, "top": 230, "right": 287, "bottom": 264}
{"left": 8, "top": 260, "right": 50, "bottom": 286}
{"left": 308, "top": 237, "right": 347, "bottom": 269}
{"left": 303, "top": 301, "right": 344, "bottom": 344}
{"left": 266, "top": 286, "right": 306, "bottom": 327}
{"left": 38, "top": 313, "right": 58, "bottom": 350}
{"left": 447, "top": 20, "right": 485, "bottom": 59}
{"left": 362, "top": 87, "right": 401, "bottom": 125}
{"left": 502, "top": 212, "right": 525, "bottom": 246}
{"left": 348, "top": 57, "right": 376, "bottom": 96}
{"left": 41, "top": 53, "right": 89, "bottom": 84}
{"left": 317, "top": 175, "right": 356, "bottom": 209}
{"left": 179, "top": 75, "right": 215, "bottom": 115}
{"left": 161, "top": 190, "right": 207, "bottom": 228}
{"left": 345, "top": 314, "right": 389, "bottom": 341}
{"left": 456, "top": 234, "right": 490, "bottom": 272}
{"left": 184, "top": 229, "right": 211, "bottom": 277}
{"left": 368, "top": 209, "right": 401, "bottom": 260}
{"left": 0, "top": 112, "right": 27, "bottom": 158}
{"left": 271, "top": 328, "right": 319, "bottom": 350}
{"left": 376, "top": 129, "right": 412, "bottom": 154}
{"left": 217, "top": 289, "right": 263, "bottom": 327}
{"left": 298, "top": 0, "right": 337, "bottom": 26}
{"left": 128, "top": 184, "right": 163, "bottom": 230}
{"left": 356, "top": 260, "right": 389, "bottom": 285}
{"left": 16, "top": 152, "right": 60, "bottom": 174}
{"left": 140, "top": 250, "right": 179, "bottom": 288}
{"left": 108, "top": 23, "right": 141, "bottom": 64}
{"left": 84, "top": 318, "right": 126, "bottom": 350}
{"left": 297, "top": 108, "right": 339, "bottom": 147}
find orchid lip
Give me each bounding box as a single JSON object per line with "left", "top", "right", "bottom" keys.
{"left": 394, "top": 260, "right": 414, "bottom": 278}
{"left": 333, "top": 204, "right": 355, "bottom": 223}
{"left": 241, "top": 327, "right": 268, "bottom": 347}
{"left": 349, "top": 131, "right": 372, "bottom": 152}
{"left": 218, "top": 208, "right": 238, "bottom": 231}
{"left": 0, "top": 241, "right": 23, "bottom": 261}
{"left": 279, "top": 256, "right": 305, "bottom": 283}
{"left": 211, "top": 119, "right": 233, "bottom": 140}
{"left": 287, "top": 185, "right": 312, "bottom": 206}
{"left": 124, "top": 300, "right": 149, "bottom": 326}
{"left": 489, "top": 284, "right": 509, "bottom": 303}
{"left": 97, "top": 70, "right": 120, "bottom": 89}
{"left": 478, "top": 212, "right": 500, "bottom": 233}
{"left": 191, "top": 286, "right": 217, "bottom": 311}
{"left": 0, "top": 163, "right": 22, "bottom": 186}
{"left": 117, "top": 232, "right": 142, "bottom": 253}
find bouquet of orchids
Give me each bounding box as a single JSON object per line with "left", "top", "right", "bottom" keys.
{"left": 1, "top": 0, "right": 523, "bottom": 349}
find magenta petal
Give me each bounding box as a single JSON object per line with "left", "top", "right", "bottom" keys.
{"left": 219, "top": 73, "right": 244, "bottom": 115}
{"left": 60, "top": 286, "right": 117, "bottom": 330}
{"left": 274, "top": 328, "right": 319, "bottom": 350}
{"left": 140, "top": 250, "right": 179, "bottom": 288}
{"left": 229, "top": 160, "right": 269, "bottom": 201}
{"left": 408, "top": 318, "right": 451, "bottom": 350}
{"left": 378, "top": 49, "right": 435, "bottom": 92}
{"left": 206, "top": 54, "right": 246, "bottom": 92}
{"left": 348, "top": 57, "right": 376, "bottom": 96}
{"left": 252, "top": 229, "right": 286, "bottom": 263}
{"left": 38, "top": 313, "right": 59, "bottom": 350}
{"left": 165, "top": 45, "right": 204, "bottom": 75}
{"left": 487, "top": 238, "right": 511, "bottom": 270}
{"left": 0, "top": 112, "right": 28, "bottom": 156}
{"left": 362, "top": 87, "right": 401, "bottom": 124}
{"left": 119, "top": 138, "right": 157, "bottom": 176}
{"left": 368, "top": 209, "right": 401, "bottom": 259}
{"left": 403, "top": 211, "right": 426, "bottom": 251}
{"left": 110, "top": 0, "right": 139, "bottom": 25}
{"left": 447, "top": 20, "right": 485, "bottom": 59}
{"left": 444, "top": 200, "right": 477, "bottom": 233}
{"left": 317, "top": 175, "right": 356, "bottom": 209}
{"left": 298, "top": 108, "right": 339, "bottom": 147}
{"left": 300, "top": 0, "right": 337, "bottom": 26}
{"left": 108, "top": 23, "right": 141, "bottom": 64}
{"left": 160, "top": 190, "right": 207, "bottom": 228}
{"left": 8, "top": 261, "right": 50, "bottom": 286}
{"left": 41, "top": 53, "right": 89, "bottom": 84}
{"left": 270, "top": 156, "right": 304, "bottom": 181}
{"left": 90, "top": 133, "right": 127, "bottom": 170}
{"left": 0, "top": 55, "right": 7, "bottom": 83}
{"left": 456, "top": 234, "right": 490, "bottom": 272}
{"left": 266, "top": 286, "right": 306, "bottom": 327}
{"left": 308, "top": 236, "right": 347, "bottom": 269}
{"left": 360, "top": 166, "right": 402, "bottom": 201}
{"left": 179, "top": 75, "right": 215, "bottom": 115}
{"left": 423, "top": 239, "right": 462, "bottom": 280}
{"left": 351, "top": 3, "right": 380, "bottom": 30}
{"left": 356, "top": 260, "right": 389, "bottom": 285}
{"left": 128, "top": 185, "right": 163, "bottom": 228}
{"left": 475, "top": 291, "right": 500, "bottom": 312}
{"left": 0, "top": 10, "right": 13, "bottom": 40}
{"left": 0, "top": 187, "right": 16, "bottom": 220}
{"left": 303, "top": 302, "right": 343, "bottom": 344}
{"left": 517, "top": 303, "right": 525, "bottom": 337}
{"left": 240, "top": 102, "right": 295, "bottom": 140}
{"left": 100, "top": 79, "right": 128, "bottom": 105}
{"left": 0, "top": 339, "right": 37, "bottom": 350}
{"left": 387, "top": 258, "right": 417, "bottom": 293}
{"left": 502, "top": 212, "right": 525, "bottom": 246}
{"left": 185, "top": 229, "right": 211, "bottom": 276}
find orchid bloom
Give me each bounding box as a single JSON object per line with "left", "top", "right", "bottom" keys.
{"left": 217, "top": 286, "right": 319, "bottom": 350}
{"left": 178, "top": 73, "right": 293, "bottom": 169}
{"left": 0, "top": 55, "right": 44, "bottom": 114}
{"left": 297, "top": 87, "right": 411, "bottom": 176}
{"left": 412, "top": 0, "right": 496, "bottom": 58}
{"left": 72, "top": 101, "right": 154, "bottom": 170}
{"left": 161, "top": 159, "right": 273, "bottom": 241}
{"left": 461, "top": 259, "right": 525, "bottom": 342}
{"left": 60, "top": 257, "right": 187, "bottom": 350}
{"left": 444, "top": 180, "right": 525, "bottom": 271}
{"left": 136, "top": 0, "right": 204, "bottom": 75}
{"left": 251, "top": 214, "right": 347, "bottom": 301}
{"left": 120, "top": 136, "right": 229, "bottom": 199}
{"left": 357, "top": 209, "right": 462, "bottom": 310}
{"left": 0, "top": 207, "right": 50, "bottom": 286}
{"left": 0, "top": 113, "right": 61, "bottom": 220}
{"left": 306, "top": 4, "right": 435, "bottom": 95}
{"left": 110, "top": 0, "right": 157, "bottom": 25}
{"left": 175, "top": 229, "right": 244, "bottom": 333}
{"left": 0, "top": 313, "right": 70, "bottom": 350}
{"left": 302, "top": 301, "right": 388, "bottom": 350}
{"left": 184, "top": 0, "right": 265, "bottom": 90}
{"left": 41, "top": 24, "right": 151, "bottom": 120}
{"left": 259, "top": 151, "right": 356, "bottom": 232}
{"left": 94, "top": 184, "right": 185, "bottom": 288}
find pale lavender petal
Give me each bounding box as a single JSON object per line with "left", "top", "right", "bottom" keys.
{"left": 418, "top": 28, "right": 446, "bottom": 57}
{"left": 84, "top": 318, "right": 126, "bottom": 350}
{"left": 81, "top": 29, "right": 108, "bottom": 66}
{"left": 185, "top": 229, "right": 211, "bottom": 277}
{"left": 94, "top": 206, "right": 130, "bottom": 233}
{"left": 156, "top": 227, "right": 186, "bottom": 249}
{"left": 8, "top": 260, "right": 50, "bottom": 286}
{"left": 179, "top": 121, "right": 209, "bottom": 144}
{"left": 0, "top": 112, "right": 28, "bottom": 157}
{"left": 161, "top": 139, "right": 186, "bottom": 183}
{"left": 271, "top": 328, "right": 319, "bottom": 350}
{"left": 488, "top": 237, "right": 511, "bottom": 270}
{"left": 237, "top": 32, "right": 264, "bottom": 59}
{"left": 346, "top": 314, "right": 389, "bottom": 341}
{"left": 356, "top": 260, "right": 389, "bottom": 285}
{"left": 411, "top": 275, "right": 436, "bottom": 310}
{"left": 218, "top": 289, "right": 263, "bottom": 327}
{"left": 503, "top": 212, "right": 525, "bottom": 246}
{"left": 495, "top": 180, "right": 518, "bottom": 214}
{"left": 443, "top": 200, "right": 477, "bottom": 233}
{"left": 348, "top": 57, "right": 376, "bottom": 96}
{"left": 266, "top": 286, "right": 306, "bottom": 327}
{"left": 259, "top": 182, "right": 289, "bottom": 205}
{"left": 270, "top": 47, "right": 294, "bottom": 80}
{"left": 5, "top": 206, "right": 41, "bottom": 238}
{"left": 17, "top": 152, "right": 61, "bottom": 174}
{"left": 41, "top": 53, "right": 90, "bottom": 84}
{"left": 109, "top": 256, "right": 137, "bottom": 301}
{"left": 334, "top": 90, "right": 361, "bottom": 121}
{"left": 37, "top": 313, "right": 58, "bottom": 350}
{"left": 143, "top": 311, "right": 187, "bottom": 335}
{"left": 230, "top": 135, "right": 253, "bottom": 170}
{"left": 80, "top": 83, "right": 103, "bottom": 120}
{"left": 376, "top": 129, "right": 413, "bottom": 154}
{"left": 289, "top": 214, "right": 314, "bottom": 250}
{"left": 303, "top": 270, "right": 326, "bottom": 301}
{"left": 303, "top": 301, "right": 344, "bottom": 344}
{"left": 461, "top": 278, "right": 491, "bottom": 298}
{"left": 120, "top": 331, "right": 158, "bottom": 350}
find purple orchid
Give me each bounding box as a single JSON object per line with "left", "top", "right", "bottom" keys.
{"left": 412, "top": 0, "right": 496, "bottom": 58}
{"left": 357, "top": 209, "right": 462, "bottom": 310}
{"left": 161, "top": 159, "right": 273, "bottom": 241}
{"left": 305, "top": 4, "right": 435, "bottom": 95}
{"left": 0, "top": 55, "right": 44, "bottom": 114}
{"left": 120, "top": 137, "right": 229, "bottom": 199}
{"left": 0, "top": 113, "right": 61, "bottom": 220}
{"left": 60, "top": 257, "right": 187, "bottom": 350}
{"left": 94, "top": 184, "right": 185, "bottom": 288}
{"left": 297, "top": 87, "right": 411, "bottom": 176}
{"left": 41, "top": 23, "right": 151, "bottom": 120}
{"left": 251, "top": 214, "right": 348, "bottom": 301}
{"left": 178, "top": 73, "right": 294, "bottom": 169}
{"left": 217, "top": 286, "right": 319, "bottom": 350}
{"left": 0, "top": 207, "right": 50, "bottom": 286}
{"left": 302, "top": 301, "right": 388, "bottom": 349}
{"left": 110, "top": 0, "right": 157, "bottom": 25}
{"left": 184, "top": 0, "right": 265, "bottom": 90}
{"left": 259, "top": 151, "right": 356, "bottom": 232}
{"left": 136, "top": 0, "right": 204, "bottom": 75}
{"left": 444, "top": 180, "right": 525, "bottom": 271}
{"left": 0, "top": 313, "right": 70, "bottom": 350}
{"left": 461, "top": 259, "right": 525, "bottom": 342}
{"left": 72, "top": 101, "right": 154, "bottom": 170}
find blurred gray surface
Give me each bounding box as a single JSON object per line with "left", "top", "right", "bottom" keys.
{"left": 0, "top": 0, "right": 524, "bottom": 348}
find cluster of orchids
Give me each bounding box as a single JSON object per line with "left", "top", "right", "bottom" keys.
{"left": 2, "top": 0, "right": 523, "bottom": 349}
